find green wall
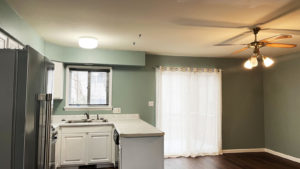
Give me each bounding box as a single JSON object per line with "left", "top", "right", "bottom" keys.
{"left": 53, "top": 55, "right": 265, "bottom": 149}
{"left": 0, "top": 0, "right": 44, "bottom": 53}
{"left": 1, "top": 0, "right": 267, "bottom": 150}
{"left": 264, "top": 52, "right": 300, "bottom": 158}
{"left": 45, "top": 42, "right": 145, "bottom": 66}
{"left": 0, "top": 0, "right": 145, "bottom": 66}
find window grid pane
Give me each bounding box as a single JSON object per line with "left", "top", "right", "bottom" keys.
{"left": 90, "top": 72, "right": 108, "bottom": 105}
{"left": 69, "top": 70, "right": 88, "bottom": 105}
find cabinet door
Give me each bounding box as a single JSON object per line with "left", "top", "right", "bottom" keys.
{"left": 87, "top": 132, "right": 112, "bottom": 164}
{"left": 0, "top": 32, "right": 7, "bottom": 49}
{"left": 61, "top": 133, "right": 86, "bottom": 165}
{"left": 7, "top": 38, "right": 19, "bottom": 49}
{"left": 53, "top": 62, "right": 64, "bottom": 100}
{"left": 18, "top": 44, "right": 24, "bottom": 49}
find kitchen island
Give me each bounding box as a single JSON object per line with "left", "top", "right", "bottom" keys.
{"left": 52, "top": 114, "right": 164, "bottom": 169}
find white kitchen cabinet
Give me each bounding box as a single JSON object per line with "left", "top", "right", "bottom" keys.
{"left": 61, "top": 133, "right": 86, "bottom": 165}
{"left": 53, "top": 61, "right": 64, "bottom": 100}
{"left": 87, "top": 132, "right": 112, "bottom": 164}
{"left": 7, "top": 38, "right": 19, "bottom": 49}
{"left": 0, "top": 32, "right": 8, "bottom": 49}
{"left": 57, "top": 126, "right": 114, "bottom": 167}
{"left": 18, "top": 44, "right": 24, "bottom": 49}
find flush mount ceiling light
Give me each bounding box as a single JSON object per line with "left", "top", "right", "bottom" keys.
{"left": 78, "top": 37, "right": 98, "bottom": 49}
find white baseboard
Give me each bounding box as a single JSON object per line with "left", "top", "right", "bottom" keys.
{"left": 265, "top": 148, "right": 300, "bottom": 163}
{"left": 222, "top": 148, "right": 265, "bottom": 154}
{"left": 222, "top": 148, "right": 300, "bottom": 164}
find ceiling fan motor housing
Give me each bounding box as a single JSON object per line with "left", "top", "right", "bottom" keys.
{"left": 253, "top": 27, "right": 261, "bottom": 35}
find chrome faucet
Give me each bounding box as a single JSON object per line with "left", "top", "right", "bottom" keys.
{"left": 84, "top": 112, "right": 90, "bottom": 119}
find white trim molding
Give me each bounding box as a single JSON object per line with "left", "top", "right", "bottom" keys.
{"left": 222, "top": 148, "right": 265, "bottom": 154}
{"left": 265, "top": 149, "right": 300, "bottom": 164}
{"left": 222, "top": 148, "right": 300, "bottom": 164}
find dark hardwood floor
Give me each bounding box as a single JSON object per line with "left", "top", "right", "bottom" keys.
{"left": 89, "top": 152, "right": 300, "bottom": 169}
{"left": 164, "top": 152, "right": 300, "bottom": 169}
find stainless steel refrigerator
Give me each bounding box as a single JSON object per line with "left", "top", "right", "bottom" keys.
{"left": 0, "top": 46, "right": 54, "bottom": 169}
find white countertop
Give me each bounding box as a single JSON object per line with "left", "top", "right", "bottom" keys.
{"left": 52, "top": 114, "right": 164, "bottom": 138}
{"left": 112, "top": 119, "right": 164, "bottom": 137}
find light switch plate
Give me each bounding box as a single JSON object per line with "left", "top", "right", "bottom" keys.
{"left": 113, "top": 108, "right": 121, "bottom": 113}
{"left": 148, "top": 101, "right": 154, "bottom": 107}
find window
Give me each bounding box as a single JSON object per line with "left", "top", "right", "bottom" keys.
{"left": 65, "top": 66, "right": 112, "bottom": 111}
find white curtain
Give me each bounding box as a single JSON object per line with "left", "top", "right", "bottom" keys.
{"left": 156, "top": 67, "right": 222, "bottom": 157}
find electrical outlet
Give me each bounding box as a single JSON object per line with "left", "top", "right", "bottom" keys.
{"left": 148, "top": 101, "right": 154, "bottom": 107}
{"left": 113, "top": 108, "right": 121, "bottom": 113}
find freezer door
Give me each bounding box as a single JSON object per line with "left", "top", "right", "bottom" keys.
{"left": 22, "top": 46, "right": 47, "bottom": 169}
{"left": 36, "top": 52, "right": 54, "bottom": 169}
{"left": 37, "top": 93, "right": 52, "bottom": 169}
{"left": 44, "top": 60, "right": 54, "bottom": 169}
{"left": 0, "top": 50, "right": 17, "bottom": 169}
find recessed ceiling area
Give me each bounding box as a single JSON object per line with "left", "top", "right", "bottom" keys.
{"left": 6, "top": 0, "right": 300, "bottom": 57}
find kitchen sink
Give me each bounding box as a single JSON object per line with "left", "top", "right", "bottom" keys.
{"left": 93, "top": 119, "right": 108, "bottom": 123}
{"left": 66, "top": 119, "right": 108, "bottom": 123}
{"left": 67, "top": 119, "right": 93, "bottom": 123}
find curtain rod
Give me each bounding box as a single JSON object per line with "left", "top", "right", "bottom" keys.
{"left": 152, "top": 66, "right": 223, "bottom": 72}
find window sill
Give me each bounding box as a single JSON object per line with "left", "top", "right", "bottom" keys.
{"left": 64, "top": 106, "right": 113, "bottom": 111}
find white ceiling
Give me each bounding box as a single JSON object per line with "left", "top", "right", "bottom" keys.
{"left": 6, "top": 0, "right": 300, "bottom": 57}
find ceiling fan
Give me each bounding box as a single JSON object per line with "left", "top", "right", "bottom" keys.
{"left": 227, "top": 27, "right": 297, "bottom": 69}
{"left": 174, "top": 0, "right": 300, "bottom": 43}
{"left": 173, "top": 0, "right": 300, "bottom": 69}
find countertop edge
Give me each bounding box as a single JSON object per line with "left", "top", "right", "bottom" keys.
{"left": 119, "top": 133, "right": 165, "bottom": 138}
{"left": 53, "top": 120, "right": 164, "bottom": 138}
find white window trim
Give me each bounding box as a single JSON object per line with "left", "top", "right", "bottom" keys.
{"left": 64, "top": 65, "right": 112, "bottom": 111}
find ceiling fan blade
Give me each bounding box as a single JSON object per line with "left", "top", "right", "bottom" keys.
{"left": 260, "top": 34, "right": 292, "bottom": 42}
{"left": 262, "top": 28, "right": 300, "bottom": 35}
{"left": 173, "top": 18, "right": 249, "bottom": 28}
{"left": 217, "top": 31, "right": 252, "bottom": 45}
{"left": 215, "top": 43, "right": 248, "bottom": 46}
{"left": 254, "top": 0, "right": 300, "bottom": 26}
{"left": 232, "top": 47, "right": 249, "bottom": 55}
{"left": 265, "top": 43, "right": 297, "bottom": 48}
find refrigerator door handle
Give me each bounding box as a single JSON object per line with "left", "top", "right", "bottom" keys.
{"left": 37, "top": 94, "right": 52, "bottom": 101}
{"left": 44, "top": 94, "right": 52, "bottom": 169}
{"left": 38, "top": 93, "right": 52, "bottom": 169}
{"left": 38, "top": 94, "right": 47, "bottom": 101}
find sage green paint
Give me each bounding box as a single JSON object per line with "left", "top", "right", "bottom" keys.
{"left": 45, "top": 41, "right": 145, "bottom": 66}
{"left": 53, "top": 55, "right": 265, "bottom": 149}
{"left": 264, "top": 52, "right": 300, "bottom": 158}
{"left": 2, "top": 0, "right": 266, "bottom": 150}
{"left": 0, "top": 0, "right": 44, "bottom": 53}
{"left": 0, "top": 1, "right": 145, "bottom": 66}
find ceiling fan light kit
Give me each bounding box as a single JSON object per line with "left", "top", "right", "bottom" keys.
{"left": 250, "top": 55, "right": 258, "bottom": 67}
{"left": 244, "top": 59, "right": 253, "bottom": 69}
{"left": 262, "top": 56, "right": 274, "bottom": 67}
{"left": 243, "top": 54, "right": 274, "bottom": 69}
